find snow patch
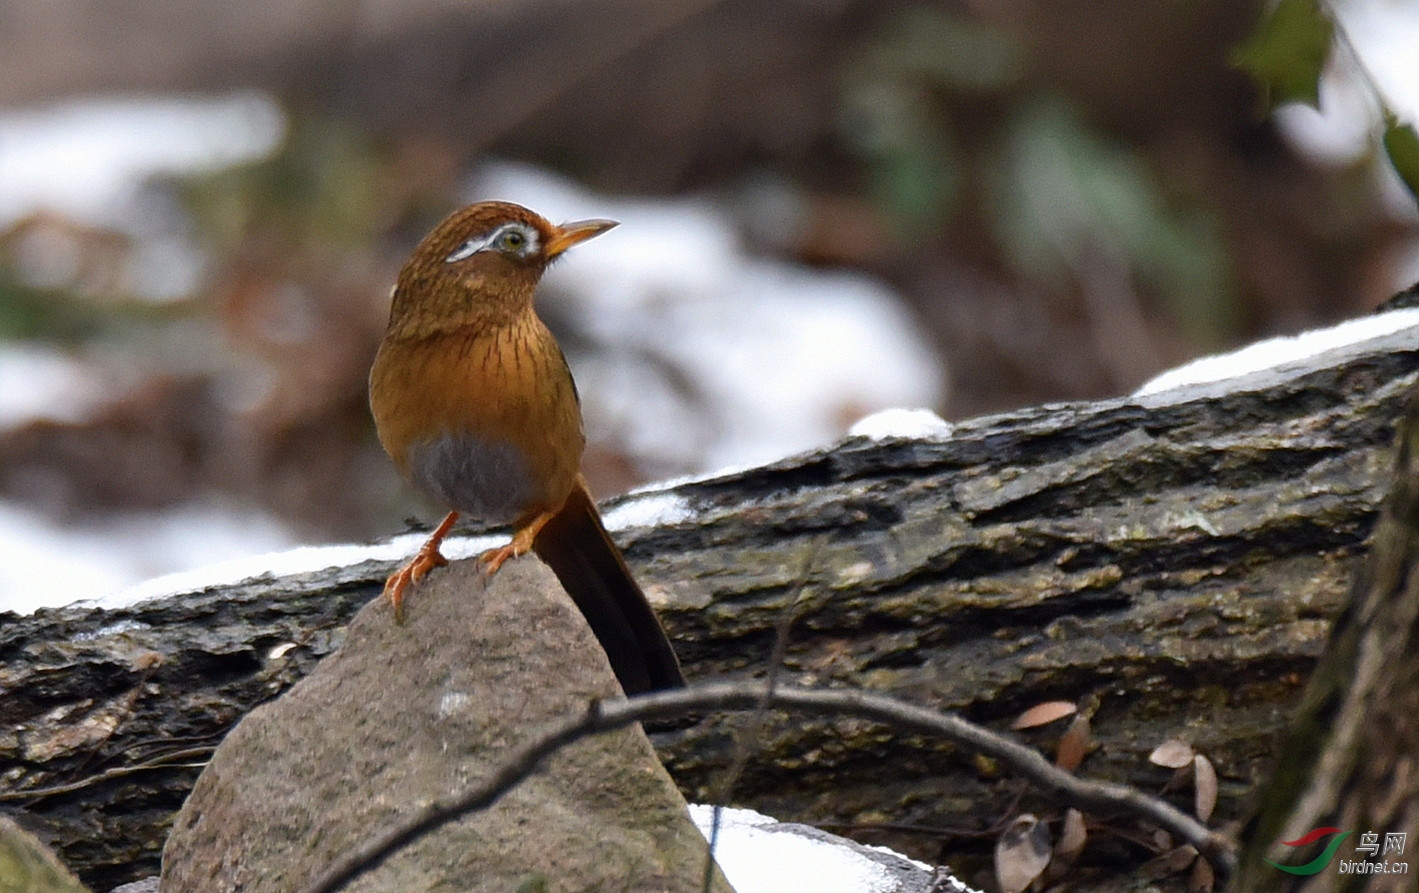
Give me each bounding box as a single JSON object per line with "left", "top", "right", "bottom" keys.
{"left": 0, "top": 92, "right": 283, "bottom": 230}
{"left": 848, "top": 407, "right": 954, "bottom": 440}
{"left": 0, "top": 500, "right": 298, "bottom": 615}
{"left": 0, "top": 345, "right": 114, "bottom": 428}
{"left": 88, "top": 531, "right": 503, "bottom": 614}
{"left": 688, "top": 805, "right": 956, "bottom": 893}
{"left": 600, "top": 493, "right": 694, "bottom": 531}
{"left": 1135, "top": 306, "right": 1419, "bottom": 397}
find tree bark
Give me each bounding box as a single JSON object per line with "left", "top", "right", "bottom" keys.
{"left": 2, "top": 320, "right": 1417, "bottom": 890}
{"left": 1231, "top": 388, "right": 1419, "bottom": 891}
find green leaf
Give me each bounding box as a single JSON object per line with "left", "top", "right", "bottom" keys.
{"left": 1383, "top": 119, "right": 1419, "bottom": 208}
{"left": 1232, "top": 0, "right": 1334, "bottom": 110}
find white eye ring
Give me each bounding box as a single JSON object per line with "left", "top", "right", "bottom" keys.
{"left": 446, "top": 223, "right": 540, "bottom": 263}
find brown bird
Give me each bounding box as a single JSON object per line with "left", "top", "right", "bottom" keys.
{"left": 369, "top": 201, "right": 685, "bottom": 695}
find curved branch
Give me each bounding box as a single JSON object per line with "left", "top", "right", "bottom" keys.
{"left": 0, "top": 746, "right": 216, "bottom": 804}
{"left": 303, "top": 682, "right": 1237, "bottom": 893}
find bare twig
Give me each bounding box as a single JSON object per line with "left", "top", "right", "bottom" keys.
{"left": 302, "top": 682, "right": 1237, "bottom": 893}
{"left": 700, "top": 535, "right": 822, "bottom": 891}
{"left": 0, "top": 746, "right": 215, "bottom": 803}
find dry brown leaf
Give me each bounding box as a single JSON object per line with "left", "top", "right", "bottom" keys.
{"left": 1149, "top": 738, "right": 1195, "bottom": 769}
{"left": 1189, "top": 854, "right": 1216, "bottom": 893}
{"left": 1046, "top": 807, "right": 1088, "bottom": 882}
{"left": 1168, "top": 845, "right": 1199, "bottom": 870}
{"left": 1193, "top": 753, "right": 1217, "bottom": 822}
{"left": 1011, "top": 700, "right": 1077, "bottom": 730}
{"left": 1055, "top": 808, "right": 1087, "bottom": 862}
{"left": 995, "top": 813, "right": 1052, "bottom": 893}
{"left": 1055, "top": 715, "right": 1091, "bottom": 771}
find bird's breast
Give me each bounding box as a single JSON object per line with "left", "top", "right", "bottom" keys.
{"left": 369, "top": 315, "right": 585, "bottom": 524}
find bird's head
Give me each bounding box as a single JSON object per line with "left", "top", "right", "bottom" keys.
{"left": 387, "top": 201, "right": 617, "bottom": 334}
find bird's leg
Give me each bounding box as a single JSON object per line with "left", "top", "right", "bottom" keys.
{"left": 479, "top": 508, "right": 559, "bottom": 578}
{"left": 383, "top": 511, "right": 459, "bottom": 621}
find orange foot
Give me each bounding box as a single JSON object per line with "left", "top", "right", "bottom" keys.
{"left": 383, "top": 511, "right": 458, "bottom": 622}
{"left": 478, "top": 508, "right": 558, "bottom": 579}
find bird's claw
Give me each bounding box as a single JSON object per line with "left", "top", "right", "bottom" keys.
{"left": 382, "top": 545, "right": 449, "bottom": 622}
{"left": 477, "top": 544, "right": 518, "bottom": 579}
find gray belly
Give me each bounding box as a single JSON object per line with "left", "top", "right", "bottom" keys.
{"left": 405, "top": 431, "right": 541, "bottom": 525}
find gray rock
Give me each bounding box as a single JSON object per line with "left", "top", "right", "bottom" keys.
{"left": 160, "top": 558, "right": 727, "bottom": 893}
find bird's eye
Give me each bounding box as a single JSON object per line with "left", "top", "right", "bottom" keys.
{"left": 496, "top": 227, "right": 530, "bottom": 253}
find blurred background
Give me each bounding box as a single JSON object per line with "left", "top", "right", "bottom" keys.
{"left": 1, "top": 0, "right": 1417, "bottom": 612}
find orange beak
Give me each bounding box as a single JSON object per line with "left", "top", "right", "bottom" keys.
{"left": 545, "top": 218, "right": 618, "bottom": 258}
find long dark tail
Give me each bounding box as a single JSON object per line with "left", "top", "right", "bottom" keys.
{"left": 532, "top": 479, "right": 685, "bottom": 695}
